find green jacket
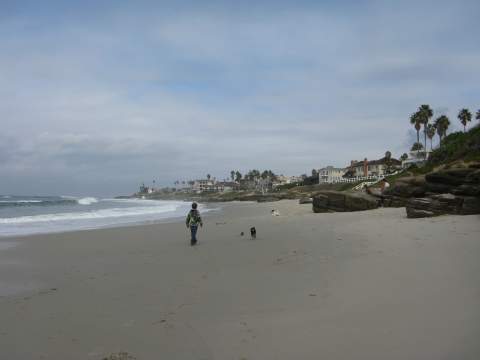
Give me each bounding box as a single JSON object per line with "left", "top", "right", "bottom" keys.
{"left": 186, "top": 209, "right": 203, "bottom": 227}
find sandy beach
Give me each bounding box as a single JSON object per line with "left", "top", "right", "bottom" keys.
{"left": 1, "top": 200, "right": 479, "bottom": 360}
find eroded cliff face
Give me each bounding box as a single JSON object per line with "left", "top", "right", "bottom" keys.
{"left": 383, "top": 163, "right": 480, "bottom": 218}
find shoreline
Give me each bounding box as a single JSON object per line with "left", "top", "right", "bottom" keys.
{"left": 0, "top": 200, "right": 223, "bottom": 240}
{"left": 1, "top": 200, "right": 479, "bottom": 359}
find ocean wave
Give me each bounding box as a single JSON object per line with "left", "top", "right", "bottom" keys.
{"left": 77, "top": 197, "right": 98, "bottom": 205}
{"left": 0, "top": 200, "right": 43, "bottom": 203}
{"left": 0, "top": 198, "right": 76, "bottom": 207}
{"left": 0, "top": 204, "right": 182, "bottom": 224}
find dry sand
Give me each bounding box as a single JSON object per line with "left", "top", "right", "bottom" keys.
{"left": 0, "top": 200, "right": 479, "bottom": 360}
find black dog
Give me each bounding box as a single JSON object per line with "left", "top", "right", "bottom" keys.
{"left": 250, "top": 227, "right": 257, "bottom": 239}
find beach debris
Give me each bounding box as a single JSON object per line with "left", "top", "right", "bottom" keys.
{"left": 240, "top": 232, "right": 244, "bottom": 236}
{"left": 250, "top": 227, "right": 256, "bottom": 239}
{"left": 309, "top": 293, "right": 317, "bottom": 297}
{"left": 271, "top": 209, "right": 280, "bottom": 216}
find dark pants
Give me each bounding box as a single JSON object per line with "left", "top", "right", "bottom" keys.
{"left": 190, "top": 225, "right": 198, "bottom": 246}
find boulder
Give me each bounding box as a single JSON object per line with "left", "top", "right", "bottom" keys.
{"left": 461, "top": 196, "right": 480, "bottom": 215}
{"left": 451, "top": 184, "right": 480, "bottom": 196}
{"left": 382, "top": 196, "right": 408, "bottom": 207}
{"left": 384, "top": 184, "right": 426, "bottom": 198}
{"left": 406, "top": 207, "right": 436, "bottom": 218}
{"left": 312, "top": 191, "right": 378, "bottom": 213}
{"left": 425, "top": 168, "right": 477, "bottom": 186}
{"left": 405, "top": 193, "right": 480, "bottom": 218}
{"left": 312, "top": 194, "right": 329, "bottom": 213}
{"left": 299, "top": 197, "right": 313, "bottom": 204}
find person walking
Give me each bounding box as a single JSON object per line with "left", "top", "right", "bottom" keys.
{"left": 186, "top": 202, "right": 203, "bottom": 246}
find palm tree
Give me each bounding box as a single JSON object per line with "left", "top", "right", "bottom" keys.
{"left": 207, "top": 174, "right": 211, "bottom": 181}
{"left": 235, "top": 171, "right": 242, "bottom": 182}
{"left": 458, "top": 108, "right": 472, "bottom": 132}
{"left": 418, "top": 104, "right": 433, "bottom": 156}
{"left": 434, "top": 115, "right": 450, "bottom": 145}
{"left": 411, "top": 142, "right": 424, "bottom": 151}
{"left": 384, "top": 151, "right": 392, "bottom": 173}
{"left": 230, "top": 171, "right": 235, "bottom": 181}
{"left": 400, "top": 153, "right": 408, "bottom": 161}
{"left": 426, "top": 123, "right": 436, "bottom": 150}
{"left": 410, "top": 112, "right": 422, "bottom": 144}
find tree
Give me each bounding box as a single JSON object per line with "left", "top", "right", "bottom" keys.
{"left": 400, "top": 153, "right": 408, "bottom": 161}
{"left": 410, "top": 112, "right": 422, "bottom": 144}
{"left": 411, "top": 142, "right": 424, "bottom": 151}
{"left": 235, "top": 171, "right": 242, "bottom": 182}
{"left": 230, "top": 170, "right": 235, "bottom": 181}
{"left": 434, "top": 115, "right": 450, "bottom": 145}
{"left": 476, "top": 109, "right": 480, "bottom": 123}
{"left": 458, "top": 108, "right": 472, "bottom": 132}
{"left": 426, "top": 123, "right": 436, "bottom": 150}
{"left": 311, "top": 169, "right": 318, "bottom": 177}
{"left": 384, "top": 151, "right": 392, "bottom": 173}
{"left": 207, "top": 174, "right": 211, "bottom": 180}
{"left": 418, "top": 104, "right": 433, "bottom": 157}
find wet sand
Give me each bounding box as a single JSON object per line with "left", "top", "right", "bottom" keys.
{"left": 1, "top": 200, "right": 479, "bottom": 359}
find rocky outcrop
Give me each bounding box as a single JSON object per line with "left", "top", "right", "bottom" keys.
{"left": 299, "top": 197, "right": 313, "bottom": 204}
{"left": 403, "top": 164, "right": 480, "bottom": 218}
{"left": 312, "top": 191, "right": 379, "bottom": 213}
{"left": 406, "top": 194, "right": 480, "bottom": 218}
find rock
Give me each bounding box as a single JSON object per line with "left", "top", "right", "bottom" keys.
{"left": 423, "top": 182, "right": 455, "bottom": 194}
{"left": 451, "top": 184, "right": 480, "bottom": 196}
{"left": 312, "top": 191, "right": 378, "bottom": 213}
{"left": 299, "top": 197, "right": 313, "bottom": 204}
{"left": 384, "top": 184, "right": 426, "bottom": 198}
{"left": 312, "top": 195, "right": 329, "bottom": 213}
{"left": 344, "top": 193, "right": 379, "bottom": 211}
{"left": 425, "top": 168, "right": 477, "bottom": 186}
{"left": 406, "top": 207, "right": 436, "bottom": 218}
{"left": 382, "top": 196, "right": 408, "bottom": 207}
{"left": 405, "top": 193, "right": 480, "bottom": 218}
{"left": 466, "top": 169, "right": 480, "bottom": 183}
{"left": 461, "top": 196, "right": 480, "bottom": 215}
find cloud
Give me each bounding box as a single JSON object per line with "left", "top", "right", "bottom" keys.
{"left": 0, "top": 0, "right": 479, "bottom": 195}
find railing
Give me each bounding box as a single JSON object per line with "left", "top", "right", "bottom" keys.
{"left": 320, "top": 170, "right": 403, "bottom": 185}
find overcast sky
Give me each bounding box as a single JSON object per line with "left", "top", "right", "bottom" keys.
{"left": 1, "top": 0, "right": 479, "bottom": 196}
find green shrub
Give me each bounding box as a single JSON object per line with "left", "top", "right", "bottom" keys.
{"left": 428, "top": 126, "right": 480, "bottom": 164}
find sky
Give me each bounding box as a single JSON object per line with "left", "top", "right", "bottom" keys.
{"left": 1, "top": 0, "right": 479, "bottom": 196}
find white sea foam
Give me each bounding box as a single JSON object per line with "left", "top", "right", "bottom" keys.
{"left": 77, "top": 197, "right": 98, "bottom": 205}
{"left": 0, "top": 200, "right": 43, "bottom": 203}
{"left": 0, "top": 204, "right": 180, "bottom": 224}
{"left": 0, "top": 199, "right": 211, "bottom": 237}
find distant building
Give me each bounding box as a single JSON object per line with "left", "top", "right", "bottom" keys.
{"left": 318, "top": 166, "right": 346, "bottom": 184}
{"left": 346, "top": 156, "right": 401, "bottom": 178}
{"left": 402, "top": 150, "right": 431, "bottom": 168}
{"left": 192, "top": 179, "right": 216, "bottom": 193}
{"left": 192, "top": 179, "right": 239, "bottom": 193}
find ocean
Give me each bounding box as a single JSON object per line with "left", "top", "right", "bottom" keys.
{"left": 0, "top": 195, "right": 202, "bottom": 237}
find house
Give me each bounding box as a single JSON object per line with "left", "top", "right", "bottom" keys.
{"left": 318, "top": 166, "right": 346, "bottom": 184}
{"left": 192, "top": 179, "right": 216, "bottom": 193}
{"left": 402, "top": 150, "right": 431, "bottom": 168}
{"left": 346, "top": 157, "right": 402, "bottom": 178}
{"left": 273, "top": 175, "right": 303, "bottom": 187}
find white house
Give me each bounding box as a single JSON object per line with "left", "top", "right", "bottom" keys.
{"left": 318, "top": 166, "right": 346, "bottom": 184}
{"left": 346, "top": 157, "right": 402, "bottom": 178}
{"left": 402, "top": 150, "right": 431, "bottom": 168}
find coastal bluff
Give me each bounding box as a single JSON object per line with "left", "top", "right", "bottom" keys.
{"left": 384, "top": 164, "right": 480, "bottom": 218}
